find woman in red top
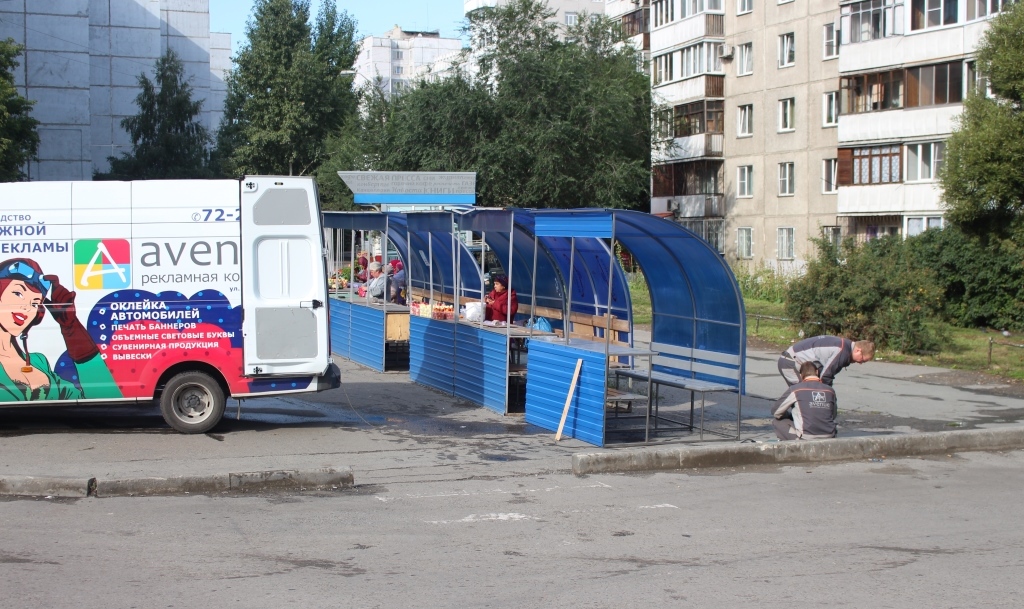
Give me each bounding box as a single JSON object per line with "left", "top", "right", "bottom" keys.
{"left": 485, "top": 275, "right": 518, "bottom": 322}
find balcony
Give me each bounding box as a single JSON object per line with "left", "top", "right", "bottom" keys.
{"left": 653, "top": 74, "right": 724, "bottom": 104}
{"left": 838, "top": 105, "right": 961, "bottom": 145}
{"left": 655, "top": 132, "right": 723, "bottom": 162}
{"left": 838, "top": 182, "right": 943, "bottom": 215}
{"left": 671, "top": 193, "right": 724, "bottom": 218}
{"left": 651, "top": 12, "right": 725, "bottom": 50}
{"left": 838, "top": 21, "right": 990, "bottom": 74}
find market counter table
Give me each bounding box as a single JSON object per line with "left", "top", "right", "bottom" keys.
{"left": 329, "top": 291, "right": 409, "bottom": 372}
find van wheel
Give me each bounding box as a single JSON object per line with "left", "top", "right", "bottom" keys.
{"left": 160, "top": 372, "right": 225, "bottom": 434}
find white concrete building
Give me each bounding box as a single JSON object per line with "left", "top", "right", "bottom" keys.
{"left": 465, "top": 0, "right": 606, "bottom": 27}
{"left": 0, "top": 0, "right": 230, "bottom": 181}
{"left": 835, "top": 0, "right": 1006, "bottom": 240}
{"left": 353, "top": 26, "right": 464, "bottom": 95}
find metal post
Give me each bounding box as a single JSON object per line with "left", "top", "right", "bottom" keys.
{"left": 530, "top": 218, "right": 539, "bottom": 341}
{"left": 755, "top": 315, "right": 761, "bottom": 334}
{"left": 989, "top": 337, "right": 994, "bottom": 366}
{"left": 566, "top": 237, "right": 575, "bottom": 347}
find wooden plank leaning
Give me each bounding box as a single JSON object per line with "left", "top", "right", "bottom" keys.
{"left": 554, "top": 359, "right": 585, "bottom": 442}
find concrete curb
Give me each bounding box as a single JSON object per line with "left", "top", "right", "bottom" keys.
{"left": 0, "top": 475, "right": 93, "bottom": 498}
{"left": 83, "top": 467, "right": 353, "bottom": 498}
{"left": 572, "top": 428, "right": 1024, "bottom": 476}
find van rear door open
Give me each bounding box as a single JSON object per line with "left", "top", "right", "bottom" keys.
{"left": 240, "top": 177, "right": 330, "bottom": 377}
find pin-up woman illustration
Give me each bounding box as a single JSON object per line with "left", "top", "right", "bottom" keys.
{"left": 0, "top": 258, "right": 121, "bottom": 401}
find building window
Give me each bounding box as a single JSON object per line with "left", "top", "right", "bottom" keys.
{"left": 680, "top": 42, "right": 724, "bottom": 78}
{"left": 823, "top": 159, "right": 839, "bottom": 193}
{"left": 738, "top": 0, "right": 753, "bottom": 14}
{"left": 840, "top": 70, "right": 904, "bottom": 114}
{"left": 621, "top": 9, "right": 648, "bottom": 37}
{"left": 674, "top": 100, "right": 724, "bottom": 137}
{"left": 841, "top": 0, "right": 904, "bottom": 44}
{"left": 777, "top": 227, "right": 795, "bottom": 260}
{"left": 654, "top": 109, "right": 674, "bottom": 141}
{"left": 778, "top": 162, "right": 795, "bottom": 195}
{"left": 823, "top": 91, "right": 839, "bottom": 126}
{"left": 738, "top": 165, "right": 754, "bottom": 197}
{"left": 778, "top": 98, "right": 795, "bottom": 132}
{"left": 678, "top": 0, "right": 724, "bottom": 18}
{"left": 653, "top": 0, "right": 675, "bottom": 26}
{"left": 565, "top": 12, "right": 578, "bottom": 26}
{"left": 968, "top": 0, "right": 1005, "bottom": 19}
{"left": 907, "top": 216, "right": 943, "bottom": 236}
{"left": 823, "top": 23, "right": 839, "bottom": 58}
{"left": 906, "top": 62, "right": 963, "bottom": 107}
{"left": 778, "top": 33, "right": 795, "bottom": 68}
{"left": 737, "top": 43, "right": 753, "bottom": 76}
{"left": 737, "top": 227, "right": 753, "bottom": 258}
{"left": 738, "top": 104, "right": 753, "bottom": 137}
{"left": 653, "top": 53, "right": 674, "bottom": 85}
{"left": 911, "top": 0, "right": 958, "bottom": 29}
{"left": 393, "top": 66, "right": 403, "bottom": 75}
{"left": 823, "top": 226, "right": 843, "bottom": 251}
{"left": 848, "top": 146, "right": 901, "bottom": 185}
{"left": 906, "top": 142, "right": 945, "bottom": 181}
{"left": 392, "top": 50, "right": 404, "bottom": 60}
{"left": 966, "top": 61, "right": 992, "bottom": 97}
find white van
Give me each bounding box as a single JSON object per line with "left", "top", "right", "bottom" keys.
{"left": 0, "top": 176, "right": 339, "bottom": 433}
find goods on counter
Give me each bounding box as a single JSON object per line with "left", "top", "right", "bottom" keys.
{"left": 432, "top": 304, "right": 454, "bottom": 320}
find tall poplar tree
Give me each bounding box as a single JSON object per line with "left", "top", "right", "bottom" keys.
{"left": 216, "top": 0, "right": 358, "bottom": 177}
{"left": 0, "top": 39, "right": 39, "bottom": 181}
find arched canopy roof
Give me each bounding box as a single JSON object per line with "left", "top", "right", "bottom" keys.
{"left": 322, "top": 211, "right": 409, "bottom": 271}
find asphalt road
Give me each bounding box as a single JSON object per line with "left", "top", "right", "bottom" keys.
{"left": 3, "top": 449, "right": 1022, "bottom": 609}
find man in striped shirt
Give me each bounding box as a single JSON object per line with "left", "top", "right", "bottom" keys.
{"left": 778, "top": 335, "right": 874, "bottom": 387}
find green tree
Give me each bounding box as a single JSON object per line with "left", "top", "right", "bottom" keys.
{"left": 96, "top": 49, "right": 212, "bottom": 180}
{"left": 0, "top": 39, "right": 39, "bottom": 181}
{"left": 786, "top": 237, "right": 944, "bottom": 353}
{"left": 940, "top": 1, "right": 1024, "bottom": 237}
{"left": 217, "top": 0, "right": 358, "bottom": 177}
{"left": 344, "top": 0, "right": 652, "bottom": 210}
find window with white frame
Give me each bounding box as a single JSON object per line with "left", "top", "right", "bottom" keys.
{"left": 778, "top": 98, "right": 795, "bottom": 132}
{"left": 823, "top": 91, "right": 839, "bottom": 126}
{"left": 911, "top": 0, "right": 958, "bottom": 30}
{"left": 737, "top": 227, "right": 753, "bottom": 258}
{"left": 565, "top": 11, "right": 578, "bottom": 26}
{"left": 842, "top": 0, "right": 904, "bottom": 44}
{"left": 778, "top": 162, "right": 795, "bottom": 195}
{"left": 679, "top": 0, "right": 724, "bottom": 18}
{"left": 824, "top": 23, "right": 838, "bottom": 58}
{"left": 906, "top": 141, "right": 945, "bottom": 181}
{"left": 823, "top": 158, "right": 839, "bottom": 193}
{"left": 738, "top": 104, "right": 753, "bottom": 136}
{"left": 681, "top": 42, "right": 724, "bottom": 78}
{"left": 968, "top": 0, "right": 1005, "bottom": 19}
{"left": 777, "top": 227, "right": 795, "bottom": 260}
{"left": 738, "top": 165, "right": 754, "bottom": 197}
{"left": 392, "top": 50, "right": 404, "bottom": 60}
{"left": 737, "top": 43, "right": 753, "bottom": 75}
{"left": 653, "top": 0, "right": 675, "bottom": 26}
{"left": 653, "top": 53, "right": 674, "bottom": 85}
{"left": 738, "top": 0, "right": 753, "bottom": 13}
{"left": 906, "top": 216, "right": 943, "bottom": 236}
{"left": 778, "top": 33, "right": 795, "bottom": 67}
{"left": 393, "top": 66, "right": 403, "bottom": 75}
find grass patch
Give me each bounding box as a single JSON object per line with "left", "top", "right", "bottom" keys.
{"left": 628, "top": 273, "right": 651, "bottom": 326}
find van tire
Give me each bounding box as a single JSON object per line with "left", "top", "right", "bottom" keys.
{"left": 160, "top": 371, "right": 226, "bottom": 434}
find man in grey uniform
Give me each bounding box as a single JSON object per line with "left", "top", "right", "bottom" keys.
{"left": 778, "top": 335, "right": 874, "bottom": 387}
{"left": 772, "top": 362, "right": 838, "bottom": 440}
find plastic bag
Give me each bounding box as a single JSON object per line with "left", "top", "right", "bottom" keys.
{"left": 465, "top": 301, "right": 485, "bottom": 322}
{"left": 532, "top": 316, "right": 552, "bottom": 333}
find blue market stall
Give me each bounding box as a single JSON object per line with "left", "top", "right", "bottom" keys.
{"left": 524, "top": 210, "right": 746, "bottom": 447}
{"left": 323, "top": 211, "right": 410, "bottom": 372}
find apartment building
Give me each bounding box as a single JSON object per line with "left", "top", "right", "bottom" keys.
{"left": 835, "top": 0, "right": 1006, "bottom": 240}
{"left": 353, "top": 26, "right": 464, "bottom": 95}
{"left": 0, "top": 0, "right": 230, "bottom": 181}
{"left": 465, "top": 0, "right": 606, "bottom": 26}
{"left": 724, "top": 0, "right": 840, "bottom": 270}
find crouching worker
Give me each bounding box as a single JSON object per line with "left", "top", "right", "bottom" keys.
{"left": 771, "top": 361, "right": 837, "bottom": 441}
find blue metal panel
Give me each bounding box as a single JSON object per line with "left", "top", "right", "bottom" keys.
{"left": 533, "top": 212, "right": 613, "bottom": 238}
{"left": 409, "top": 316, "right": 456, "bottom": 394}
{"left": 453, "top": 325, "right": 509, "bottom": 414}
{"left": 349, "top": 304, "right": 386, "bottom": 371}
{"left": 524, "top": 340, "right": 608, "bottom": 447}
{"left": 328, "top": 298, "right": 351, "bottom": 359}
